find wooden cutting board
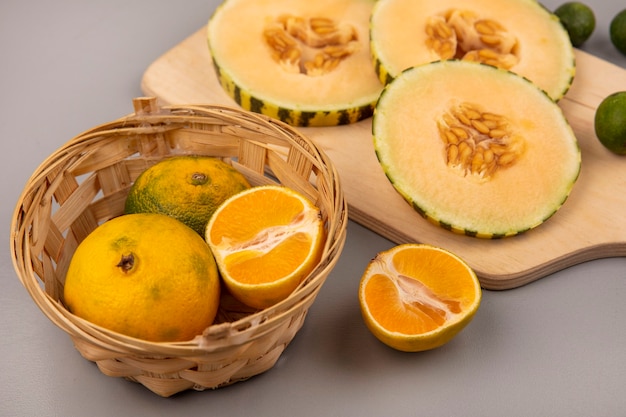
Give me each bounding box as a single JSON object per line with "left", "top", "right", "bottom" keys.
{"left": 141, "top": 26, "right": 626, "bottom": 290}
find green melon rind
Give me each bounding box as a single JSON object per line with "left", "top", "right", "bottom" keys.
{"left": 376, "top": 152, "right": 529, "bottom": 239}
{"left": 375, "top": 152, "right": 579, "bottom": 239}
{"left": 210, "top": 58, "right": 375, "bottom": 127}
{"left": 384, "top": 167, "right": 575, "bottom": 239}
{"left": 372, "top": 60, "right": 581, "bottom": 239}
{"left": 369, "top": 0, "right": 576, "bottom": 102}
{"left": 206, "top": 0, "right": 382, "bottom": 127}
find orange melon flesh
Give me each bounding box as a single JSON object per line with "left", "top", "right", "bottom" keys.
{"left": 370, "top": 0, "right": 575, "bottom": 101}
{"left": 207, "top": 0, "right": 383, "bottom": 126}
{"left": 373, "top": 60, "right": 581, "bottom": 238}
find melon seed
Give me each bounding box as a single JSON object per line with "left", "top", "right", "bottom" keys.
{"left": 438, "top": 102, "right": 525, "bottom": 179}
{"left": 264, "top": 14, "right": 358, "bottom": 76}
{"left": 425, "top": 9, "right": 520, "bottom": 70}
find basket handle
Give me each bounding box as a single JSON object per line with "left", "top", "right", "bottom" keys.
{"left": 132, "top": 96, "right": 160, "bottom": 115}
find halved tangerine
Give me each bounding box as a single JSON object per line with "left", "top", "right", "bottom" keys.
{"left": 205, "top": 185, "right": 326, "bottom": 309}
{"left": 359, "top": 243, "right": 481, "bottom": 352}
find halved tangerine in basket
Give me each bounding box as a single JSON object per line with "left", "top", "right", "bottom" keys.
{"left": 359, "top": 243, "right": 481, "bottom": 352}
{"left": 205, "top": 185, "right": 326, "bottom": 310}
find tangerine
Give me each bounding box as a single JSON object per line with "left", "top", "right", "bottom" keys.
{"left": 205, "top": 185, "right": 325, "bottom": 309}
{"left": 64, "top": 213, "right": 221, "bottom": 342}
{"left": 125, "top": 156, "right": 250, "bottom": 235}
{"left": 359, "top": 244, "right": 481, "bottom": 352}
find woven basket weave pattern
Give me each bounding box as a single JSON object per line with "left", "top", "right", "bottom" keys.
{"left": 11, "top": 97, "right": 347, "bottom": 397}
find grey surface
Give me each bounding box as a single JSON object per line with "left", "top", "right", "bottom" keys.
{"left": 2, "top": 0, "right": 625, "bottom": 416}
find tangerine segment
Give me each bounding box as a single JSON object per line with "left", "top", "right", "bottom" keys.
{"left": 359, "top": 244, "right": 481, "bottom": 352}
{"left": 206, "top": 185, "right": 325, "bottom": 309}
{"left": 224, "top": 232, "right": 315, "bottom": 285}
{"left": 208, "top": 186, "right": 311, "bottom": 246}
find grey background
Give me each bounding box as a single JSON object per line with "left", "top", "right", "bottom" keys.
{"left": 2, "top": 0, "right": 625, "bottom": 416}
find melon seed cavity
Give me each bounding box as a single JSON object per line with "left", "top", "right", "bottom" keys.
{"left": 425, "top": 9, "right": 520, "bottom": 69}
{"left": 263, "top": 14, "right": 359, "bottom": 76}
{"left": 438, "top": 102, "right": 525, "bottom": 180}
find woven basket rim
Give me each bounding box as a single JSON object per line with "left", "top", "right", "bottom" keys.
{"left": 10, "top": 98, "right": 348, "bottom": 358}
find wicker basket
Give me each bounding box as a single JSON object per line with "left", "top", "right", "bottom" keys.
{"left": 10, "top": 97, "right": 347, "bottom": 397}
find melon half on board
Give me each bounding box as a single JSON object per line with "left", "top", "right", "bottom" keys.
{"left": 206, "top": 0, "right": 383, "bottom": 127}
{"left": 372, "top": 60, "right": 581, "bottom": 239}
{"left": 369, "top": 0, "right": 576, "bottom": 101}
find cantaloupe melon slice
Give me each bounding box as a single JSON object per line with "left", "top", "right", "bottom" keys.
{"left": 373, "top": 60, "right": 581, "bottom": 238}
{"left": 370, "top": 0, "right": 575, "bottom": 101}
{"left": 207, "top": 0, "right": 383, "bottom": 127}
